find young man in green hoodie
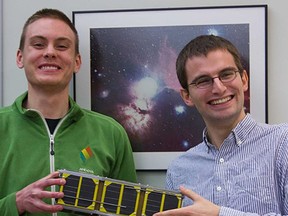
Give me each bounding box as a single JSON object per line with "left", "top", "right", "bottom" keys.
{"left": 0, "top": 8, "right": 137, "bottom": 216}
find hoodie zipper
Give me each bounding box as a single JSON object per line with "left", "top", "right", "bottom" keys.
{"left": 49, "top": 134, "right": 57, "bottom": 216}
{"left": 27, "top": 109, "right": 68, "bottom": 216}
{"left": 50, "top": 116, "right": 69, "bottom": 216}
{"left": 50, "top": 135, "right": 55, "bottom": 156}
{"left": 49, "top": 134, "right": 55, "bottom": 174}
{"left": 47, "top": 116, "right": 67, "bottom": 174}
{"left": 48, "top": 119, "right": 67, "bottom": 216}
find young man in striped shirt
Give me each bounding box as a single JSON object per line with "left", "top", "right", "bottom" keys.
{"left": 154, "top": 35, "right": 288, "bottom": 216}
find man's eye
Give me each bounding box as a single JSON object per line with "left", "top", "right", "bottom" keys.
{"left": 57, "top": 44, "right": 68, "bottom": 49}
{"left": 196, "top": 77, "right": 211, "bottom": 85}
{"left": 33, "top": 43, "right": 44, "bottom": 48}
{"left": 220, "top": 70, "right": 234, "bottom": 79}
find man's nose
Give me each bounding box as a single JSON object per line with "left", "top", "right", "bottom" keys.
{"left": 211, "top": 77, "right": 227, "bottom": 93}
{"left": 44, "top": 45, "right": 56, "bottom": 58}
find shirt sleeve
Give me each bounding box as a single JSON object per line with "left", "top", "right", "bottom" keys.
{"left": 165, "top": 168, "right": 173, "bottom": 190}
{"left": 111, "top": 125, "right": 137, "bottom": 183}
{"left": 0, "top": 192, "right": 19, "bottom": 215}
{"left": 220, "top": 206, "right": 287, "bottom": 216}
{"left": 274, "top": 129, "right": 288, "bottom": 213}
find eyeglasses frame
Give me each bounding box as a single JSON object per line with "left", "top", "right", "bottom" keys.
{"left": 188, "top": 69, "right": 241, "bottom": 89}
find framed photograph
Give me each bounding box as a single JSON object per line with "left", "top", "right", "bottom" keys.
{"left": 73, "top": 5, "right": 267, "bottom": 170}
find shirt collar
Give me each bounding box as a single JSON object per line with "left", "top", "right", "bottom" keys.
{"left": 203, "top": 114, "right": 257, "bottom": 151}
{"left": 231, "top": 113, "right": 257, "bottom": 146}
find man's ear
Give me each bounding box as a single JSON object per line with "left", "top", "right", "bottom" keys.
{"left": 180, "top": 88, "right": 194, "bottom": 107}
{"left": 241, "top": 70, "right": 249, "bottom": 92}
{"left": 73, "top": 54, "right": 82, "bottom": 74}
{"left": 16, "top": 49, "right": 24, "bottom": 69}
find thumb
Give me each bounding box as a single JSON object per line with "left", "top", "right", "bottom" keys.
{"left": 179, "top": 185, "right": 201, "bottom": 201}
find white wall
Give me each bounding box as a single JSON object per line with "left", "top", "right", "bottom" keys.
{"left": 2, "top": 0, "right": 288, "bottom": 187}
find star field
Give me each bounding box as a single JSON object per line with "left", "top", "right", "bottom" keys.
{"left": 90, "top": 24, "right": 250, "bottom": 152}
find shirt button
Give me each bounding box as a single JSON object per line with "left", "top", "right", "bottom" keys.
{"left": 219, "top": 158, "right": 224, "bottom": 163}
{"left": 216, "top": 186, "right": 222, "bottom": 191}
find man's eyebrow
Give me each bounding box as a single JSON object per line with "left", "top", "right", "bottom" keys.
{"left": 29, "top": 35, "right": 46, "bottom": 41}
{"left": 219, "top": 66, "right": 238, "bottom": 72}
{"left": 55, "top": 37, "right": 73, "bottom": 42}
{"left": 29, "top": 35, "right": 72, "bottom": 41}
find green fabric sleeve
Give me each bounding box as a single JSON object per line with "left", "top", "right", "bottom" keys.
{"left": 0, "top": 192, "right": 20, "bottom": 215}
{"left": 114, "top": 128, "right": 137, "bottom": 182}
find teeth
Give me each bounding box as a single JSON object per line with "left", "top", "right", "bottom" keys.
{"left": 41, "top": 66, "right": 58, "bottom": 70}
{"left": 211, "top": 97, "right": 231, "bottom": 105}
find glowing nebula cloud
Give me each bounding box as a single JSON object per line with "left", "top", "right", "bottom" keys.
{"left": 90, "top": 24, "right": 250, "bottom": 152}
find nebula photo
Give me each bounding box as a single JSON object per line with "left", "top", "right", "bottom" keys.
{"left": 90, "top": 24, "right": 250, "bottom": 152}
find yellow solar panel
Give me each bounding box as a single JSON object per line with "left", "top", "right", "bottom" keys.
{"left": 56, "top": 169, "right": 183, "bottom": 216}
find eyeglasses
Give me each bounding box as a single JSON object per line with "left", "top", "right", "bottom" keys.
{"left": 189, "top": 69, "right": 240, "bottom": 89}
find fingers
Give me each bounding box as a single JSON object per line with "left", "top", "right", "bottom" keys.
{"left": 24, "top": 197, "right": 63, "bottom": 213}
{"left": 41, "top": 177, "right": 66, "bottom": 188}
{"left": 153, "top": 187, "right": 197, "bottom": 216}
{"left": 42, "top": 171, "right": 66, "bottom": 185}
{"left": 154, "top": 187, "right": 220, "bottom": 216}
{"left": 153, "top": 207, "right": 191, "bottom": 216}
{"left": 45, "top": 171, "right": 60, "bottom": 179}
{"left": 16, "top": 172, "right": 65, "bottom": 214}
{"left": 153, "top": 209, "right": 180, "bottom": 216}
{"left": 32, "top": 172, "right": 65, "bottom": 190}
{"left": 179, "top": 186, "right": 220, "bottom": 216}
{"left": 34, "top": 190, "right": 64, "bottom": 200}
{"left": 30, "top": 200, "right": 64, "bottom": 213}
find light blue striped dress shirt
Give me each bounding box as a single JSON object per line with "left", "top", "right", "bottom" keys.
{"left": 166, "top": 114, "right": 288, "bottom": 215}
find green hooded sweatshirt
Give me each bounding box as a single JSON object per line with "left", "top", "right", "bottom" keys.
{"left": 0, "top": 92, "right": 137, "bottom": 215}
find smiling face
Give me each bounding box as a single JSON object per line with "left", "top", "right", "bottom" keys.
{"left": 16, "top": 18, "right": 81, "bottom": 93}
{"left": 180, "top": 49, "right": 248, "bottom": 127}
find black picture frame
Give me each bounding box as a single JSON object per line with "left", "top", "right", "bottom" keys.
{"left": 73, "top": 5, "right": 267, "bottom": 170}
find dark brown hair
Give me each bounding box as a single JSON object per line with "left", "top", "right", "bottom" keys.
{"left": 176, "top": 35, "right": 244, "bottom": 89}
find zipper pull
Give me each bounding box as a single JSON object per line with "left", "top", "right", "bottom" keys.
{"left": 50, "top": 135, "right": 55, "bottom": 155}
